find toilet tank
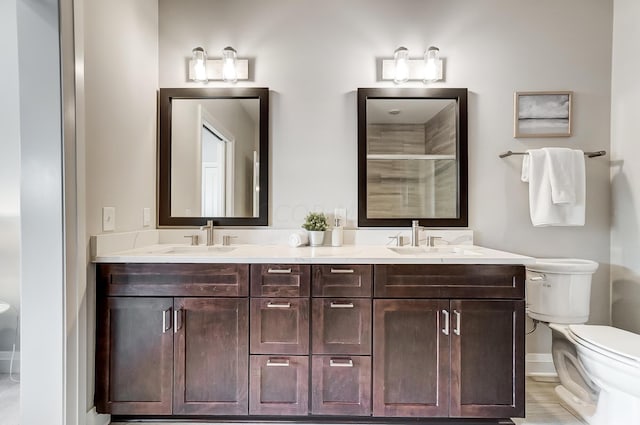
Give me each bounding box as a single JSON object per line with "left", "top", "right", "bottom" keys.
{"left": 526, "top": 259, "right": 598, "bottom": 324}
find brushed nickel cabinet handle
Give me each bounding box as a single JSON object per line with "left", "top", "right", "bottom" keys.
{"left": 454, "top": 309, "right": 461, "bottom": 336}
{"left": 174, "top": 308, "right": 182, "bottom": 333}
{"left": 330, "top": 302, "right": 354, "bottom": 308}
{"left": 162, "top": 308, "right": 172, "bottom": 333}
{"left": 442, "top": 309, "right": 449, "bottom": 336}
{"left": 267, "top": 302, "right": 291, "bottom": 308}
{"left": 267, "top": 268, "right": 292, "bottom": 274}
{"left": 330, "top": 358, "right": 354, "bottom": 367}
{"left": 330, "top": 268, "right": 354, "bottom": 274}
{"left": 266, "top": 358, "right": 290, "bottom": 367}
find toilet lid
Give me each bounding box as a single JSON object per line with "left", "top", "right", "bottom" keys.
{"left": 569, "top": 325, "right": 640, "bottom": 363}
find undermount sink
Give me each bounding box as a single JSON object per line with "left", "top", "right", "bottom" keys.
{"left": 388, "top": 246, "right": 482, "bottom": 256}
{"left": 158, "top": 246, "right": 237, "bottom": 254}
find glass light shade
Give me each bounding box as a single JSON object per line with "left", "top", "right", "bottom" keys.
{"left": 424, "top": 46, "right": 440, "bottom": 82}
{"left": 222, "top": 46, "right": 238, "bottom": 83}
{"left": 191, "top": 47, "right": 208, "bottom": 82}
{"left": 393, "top": 47, "right": 410, "bottom": 84}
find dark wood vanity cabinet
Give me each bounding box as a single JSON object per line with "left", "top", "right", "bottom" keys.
{"left": 372, "top": 265, "right": 525, "bottom": 419}
{"left": 95, "top": 264, "right": 249, "bottom": 416}
{"left": 96, "top": 262, "right": 524, "bottom": 423}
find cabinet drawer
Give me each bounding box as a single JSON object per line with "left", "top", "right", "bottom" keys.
{"left": 374, "top": 264, "right": 525, "bottom": 299}
{"left": 250, "top": 298, "right": 309, "bottom": 355}
{"left": 97, "top": 263, "right": 249, "bottom": 297}
{"left": 251, "top": 264, "right": 310, "bottom": 297}
{"left": 311, "top": 299, "right": 371, "bottom": 355}
{"left": 312, "top": 265, "right": 372, "bottom": 297}
{"left": 249, "top": 355, "right": 309, "bottom": 416}
{"left": 311, "top": 355, "right": 371, "bottom": 416}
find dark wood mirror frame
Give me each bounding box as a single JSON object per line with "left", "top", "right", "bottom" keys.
{"left": 357, "top": 87, "right": 468, "bottom": 227}
{"left": 158, "top": 87, "right": 269, "bottom": 227}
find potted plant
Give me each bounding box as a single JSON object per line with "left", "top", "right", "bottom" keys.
{"left": 302, "top": 212, "right": 329, "bottom": 246}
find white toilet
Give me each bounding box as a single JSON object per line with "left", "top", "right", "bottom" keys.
{"left": 526, "top": 258, "right": 640, "bottom": 425}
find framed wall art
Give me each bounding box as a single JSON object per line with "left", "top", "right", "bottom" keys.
{"left": 514, "top": 91, "right": 572, "bottom": 138}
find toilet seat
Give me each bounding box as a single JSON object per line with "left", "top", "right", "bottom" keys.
{"left": 569, "top": 325, "right": 640, "bottom": 366}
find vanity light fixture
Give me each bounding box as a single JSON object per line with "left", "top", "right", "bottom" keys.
{"left": 382, "top": 46, "right": 444, "bottom": 83}
{"left": 188, "top": 46, "right": 249, "bottom": 83}
{"left": 191, "top": 47, "right": 208, "bottom": 82}
{"left": 393, "top": 46, "right": 410, "bottom": 84}
{"left": 222, "top": 46, "right": 238, "bottom": 83}
{"left": 423, "top": 46, "right": 442, "bottom": 82}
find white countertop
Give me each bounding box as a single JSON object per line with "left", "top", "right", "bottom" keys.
{"left": 92, "top": 243, "right": 534, "bottom": 265}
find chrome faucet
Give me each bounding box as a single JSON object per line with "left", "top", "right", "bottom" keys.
{"left": 411, "top": 220, "right": 422, "bottom": 247}
{"left": 200, "top": 220, "right": 214, "bottom": 246}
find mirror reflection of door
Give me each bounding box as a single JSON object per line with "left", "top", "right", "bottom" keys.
{"left": 201, "top": 124, "right": 226, "bottom": 216}
{"left": 199, "top": 107, "right": 235, "bottom": 217}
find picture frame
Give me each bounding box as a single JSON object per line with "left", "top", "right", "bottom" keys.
{"left": 514, "top": 91, "right": 572, "bottom": 138}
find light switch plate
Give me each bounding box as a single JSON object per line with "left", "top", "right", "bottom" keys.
{"left": 102, "top": 207, "right": 115, "bottom": 232}
{"left": 143, "top": 207, "right": 151, "bottom": 227}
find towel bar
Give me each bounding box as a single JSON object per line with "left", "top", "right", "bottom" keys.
{"left": 499, "top": 150, "right": 606, "bottom": 159}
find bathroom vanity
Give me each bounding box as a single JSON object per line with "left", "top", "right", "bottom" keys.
{"left": 94, "top": 244, "right": 528, "bottom": 424}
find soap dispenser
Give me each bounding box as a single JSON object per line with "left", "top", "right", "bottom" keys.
{"left": 331, "top": 218, "right": 343, "bottom": 247}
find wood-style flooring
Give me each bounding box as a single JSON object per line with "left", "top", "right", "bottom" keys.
{"left": 513, "top": 378, "right": 584, "bottom": 425}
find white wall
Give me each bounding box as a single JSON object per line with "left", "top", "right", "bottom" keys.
{"left": 610, "top": 0, "right": 640, "bottom": 333}
{"left": 0, "top": 0, "right": 21, "bottom": 366}
{"left": 17, "top": 0, "right": 65, "bottom": 423}
{"left": 158, "top": 0, "right": 613, "bottom": 354}
{"left": 85, "top": 0, "right": 158, "bottom": 235}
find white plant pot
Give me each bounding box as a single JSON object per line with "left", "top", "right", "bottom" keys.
{"left": 308, "top": 231, "right": 325, "bottom": 247}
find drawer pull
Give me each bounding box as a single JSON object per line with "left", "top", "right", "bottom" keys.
{"left": 267, "top": 302, "right": 291, "bottom": 308}
{"left": 330, "top": 358, "right": 354, "bottom": 367}
{"left": 267, "top": 268, "right": 292, "bottom": 274}
{"left": 162, "top": 308, "right": 172, "bottom": 333}
{"left": 330, "top": 268, "right": 354, "bottom": 274}
{"left": 330, "top": 302, "right": 354, "bottom": 309}
{"left": 266, "top": 358, "right": 290, "bottom": 367}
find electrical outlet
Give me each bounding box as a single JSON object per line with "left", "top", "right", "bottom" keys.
{"left": 143, "top": 208, "right": 151, "bottom": 227}
{"left": 102, "top": 207, "right": 116, "bottom": 232}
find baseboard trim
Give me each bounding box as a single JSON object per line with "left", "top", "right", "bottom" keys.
{"left": 86, "top": 407, "right": 110, "bottom": 425}
{"left": 526, "top": 353, "right": 557, "bottom": 379}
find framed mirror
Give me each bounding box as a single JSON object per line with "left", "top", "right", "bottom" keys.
{"left": 358, "top": 88, "right": 468, "bottom": 227}
{"left": 158, "top": 87, "right": 269, "bottom": 226}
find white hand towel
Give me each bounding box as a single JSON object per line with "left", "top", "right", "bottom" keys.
{"left": 288, "top": 231, "right": 309, "bottom": 247}
{"left": 543, "top": 147, "right": 583, "bottom": 204}
{"left": 522, "top": 149, "right": 585, "bottom": 227}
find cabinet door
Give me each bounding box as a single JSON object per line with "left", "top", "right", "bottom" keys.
{"left": 311, "top": 298, "right": 371, "bottom": 355}
{"left": 95, "top": 297, "right": 173, "bottom": 415}
{"left": 311, "top": 355, "right": 371, "bottom": 416}
{"left": 173, "top": 298, "right": 249, "bottom": 415}
{"left": 250, "top": 298, "right": 309, "bottom": 354}
{"left": 449, "top": 300, "right": 525, "bottom": 418}
{"left": 249, "top": 355, "right": 309, "bottom": 415}
{"left": 372, "top": 299, "right": 450, "bottom": 417}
